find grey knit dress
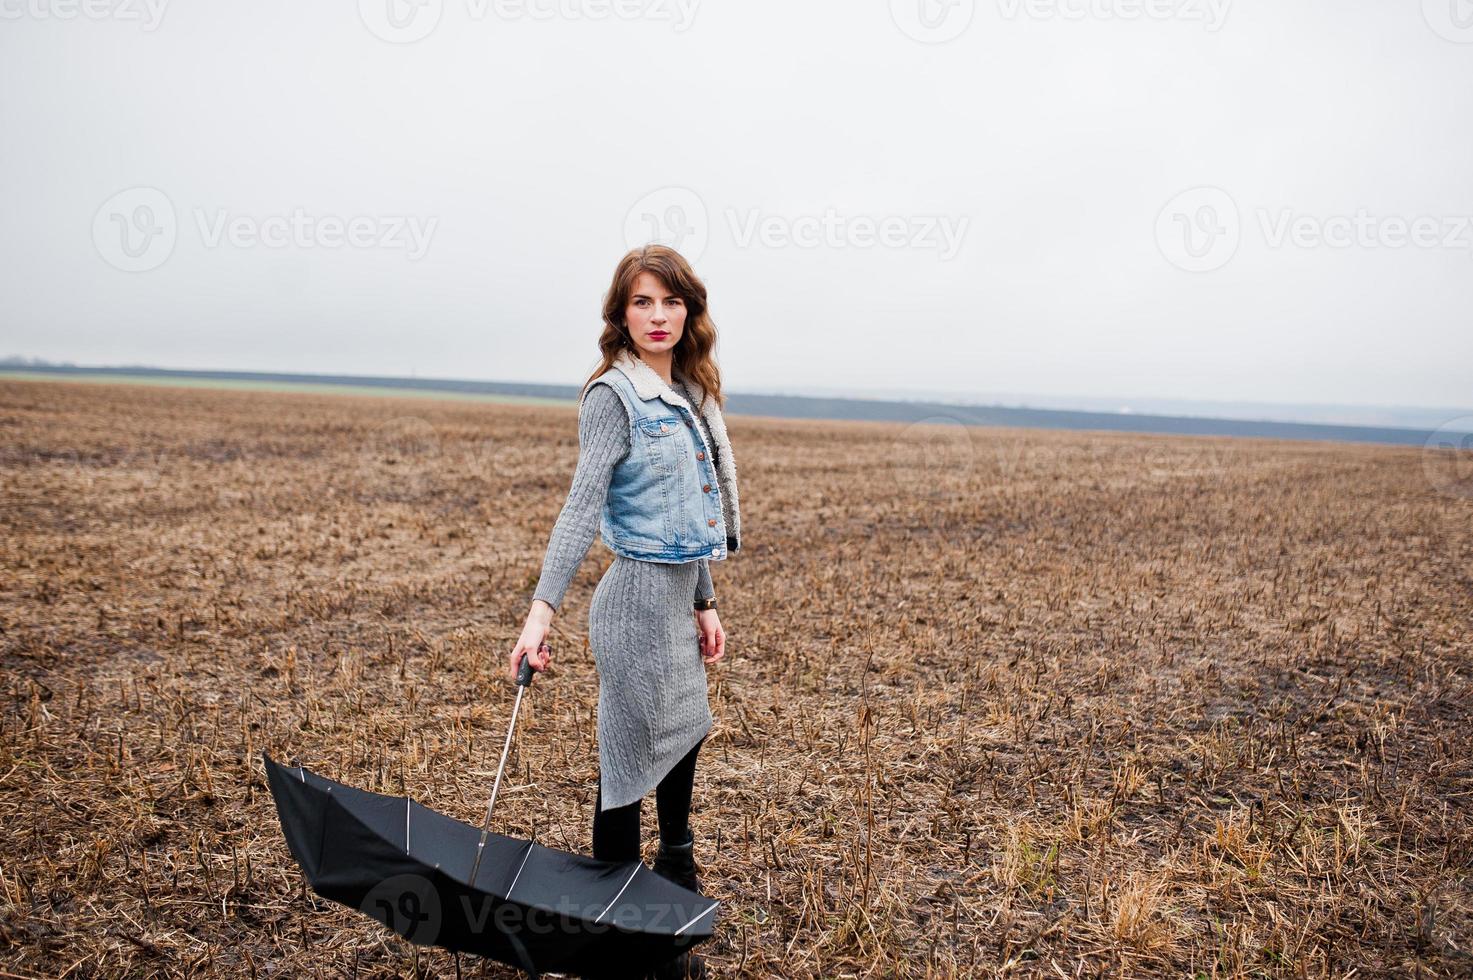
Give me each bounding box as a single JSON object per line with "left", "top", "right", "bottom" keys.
{"left": 532, "top": 380, "right": 717, "bottom": 811}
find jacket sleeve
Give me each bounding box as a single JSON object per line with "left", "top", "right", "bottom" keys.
{"left": 531, "top": 384, "right": 629, "bottom": 613}
{"left": 694, "top": 558, "right": 714, "bottom": 604}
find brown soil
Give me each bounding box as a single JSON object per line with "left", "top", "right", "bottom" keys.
{"left": 1, "top": 378, "right": 1470, "bottom": 978}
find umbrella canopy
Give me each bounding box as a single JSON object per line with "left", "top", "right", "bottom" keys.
{"left": 264, "top": 753, "right": 718, "bottom": 977}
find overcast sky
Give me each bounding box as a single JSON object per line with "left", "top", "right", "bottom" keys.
{"left": 2, "top": 0, "right": 1470, "bottom": 413}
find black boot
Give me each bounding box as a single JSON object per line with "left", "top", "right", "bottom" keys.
{"left": 650, "top": 826, "right": 709, "bottom": 980}
{"left": 652, "top": 825, "right": 699, "bottom": 892}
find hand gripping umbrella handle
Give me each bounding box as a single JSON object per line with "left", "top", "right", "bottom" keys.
{"left": 515, "top": 650, "right": 537, "bottom": 688}
{"left": 469, "top": 641, "right": 546, "bottom": 883}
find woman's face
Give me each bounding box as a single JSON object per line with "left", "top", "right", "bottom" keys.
{"left": 624, "top": 271, "right": 687, "bottom": 359}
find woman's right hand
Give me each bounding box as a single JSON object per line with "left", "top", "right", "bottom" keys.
{"left": 507, "top": 601, "right": 555, "bottom": 680}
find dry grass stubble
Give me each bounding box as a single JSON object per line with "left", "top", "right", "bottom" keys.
{"left": 1, "top": 379, "right": 1470, "bottom": 977}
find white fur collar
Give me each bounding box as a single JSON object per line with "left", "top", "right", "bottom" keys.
{"left": 609, "top": 349, "right": 741, "bottom": 552}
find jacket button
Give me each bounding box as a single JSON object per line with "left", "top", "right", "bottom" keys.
{"left": 702, "top": 484, "right": 711, "bottom": 493}
{"left": 659, "top": 423, "right": 668, "bottom": 432}
{"left": 707, "top": 518, "right": 717, "bottom": 527}
{"left": 696, "top": 452, "right": 705, "bottom": 460}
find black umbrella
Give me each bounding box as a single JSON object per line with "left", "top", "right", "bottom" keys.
{"left": 263, "top": 649, "right": 718, "bottom": 978}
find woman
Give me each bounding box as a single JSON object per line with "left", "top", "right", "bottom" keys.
{"left": 506, "top": 244, "right": 740, "bottom": 980}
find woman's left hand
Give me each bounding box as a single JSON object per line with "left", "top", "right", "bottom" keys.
{"left": 696, "top": 608, "right": 725, "bottom": 665}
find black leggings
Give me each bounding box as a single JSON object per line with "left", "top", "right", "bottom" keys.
{"left": 592, "top": 737, "right": 704, "bottom": 863}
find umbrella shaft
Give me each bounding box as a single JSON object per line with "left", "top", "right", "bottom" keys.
{"left": 485, "top": 683, "right": 525, "bottom": 829}
{"left": 469, "top": 682, "right": 525, "bottom": 882}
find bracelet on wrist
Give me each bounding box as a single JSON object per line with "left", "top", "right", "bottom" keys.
{"left": 693, "top": 596, "right": 717, "bottom": 611}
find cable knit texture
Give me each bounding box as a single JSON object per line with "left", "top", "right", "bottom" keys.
{"left": 533, "top": 379, "right": 716, "bottom": 810}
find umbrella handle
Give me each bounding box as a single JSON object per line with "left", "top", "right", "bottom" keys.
{"left": 516, "top": 645, "right": 541, "bottom": 687}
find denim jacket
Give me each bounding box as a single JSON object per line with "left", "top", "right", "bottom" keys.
{"left": 585, "top": 350, "right": 742, "bottom": 563}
